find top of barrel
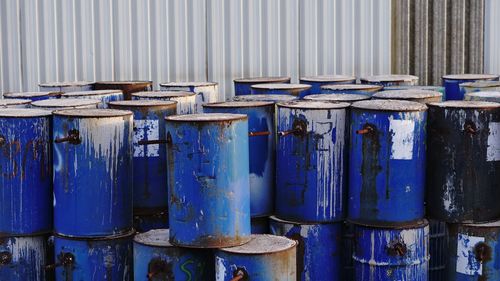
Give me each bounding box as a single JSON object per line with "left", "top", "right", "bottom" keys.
{"left": 463, "top": 220, "right": 500, "bottom": 228}
{"left": 3, "top": 91, "right": 59, "bottom": 98}
{"left": 373, "top": 90, "right": 442, "bottom": 99}
{"left": 232, "top": 94, "right": 297, "bottom": 102}
{"left": 251, "top": 83, "right": 311, "bottom": 90}
{"left": 442, "top": 74, "right": 499, "bottom": 80}
{"left": 166, "top": 113, "right": 247, "bottom": 122}
{"left": 278, "top": 100, "right": 350, "bottom": 109}
{"left": 160, "top": 81, "right": 217, "bottom": 87}
{"left": 428, "top": 100, "right": 500, "bottom": 109}
{"left": 0, "top": 108, "right": 52, "bottom": 117}
{"left": 39, "top": 81, "right": 94, "bottom": 87}
{"left": 460, "top": 81, "right": 500, "bottom": 88}
{"left": 134, "top": 229, "right": 172, "bottom": 247}
{"left": 303, "top": 93, "right": 370, "bottom": 102}
{"left": 62, "top": 90, "right": 122, "bottom": 97}
{"left": 132, "top": 91, "right": 196, "bottom": 98}
{"left": 219, "top": 234, "right": 297, "bottom": 255}
{"left": 203, "top": 101, "right": 274, "bottom": 108}
{"left": 31, "top": 98, "right": 101, "bottom": 108}
{"left": 360, "top": 74, "right": 419, "bottom": 83}
{"left": 109, "top": 100, "right": 177, "bottom": 108}
{"left": 384, "top": 85, "right": 444, "bottom": 91}
{"left": 465, "top": 91, "right": 500, "bottom": 100}
{"left": 300, "top": 75, "right": 356, "bottom": 82}
{"left": 234, "top": 76, "right": 290, "bottom": 83}
{"left": 321, "top": 84, "right": 383, "bottom": 91}
{"left": 94, "top": 80, "right": 152, "bottom": 85}
{"left": 54, "top": 109, "right": 133, "bottom": 117}
{"left": 352, "top": 99, "right": 428, "bottom": 111}
{"left": 0, "top": 98, "right": 32, "bottom": 106}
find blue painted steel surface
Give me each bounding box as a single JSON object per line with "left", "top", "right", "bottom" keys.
{"left": 276, "top": 101, "right": 349, "bottom": 222}
{"left": 464, "top": 91, "right": 500, "bottom": 103}
{"left": 0, "top": 99, "right": 31, "bottom": 108}
{"left": 39, "top": 81, "right": 94, "bottom": 93}
{"left": 215, "top": 234, "right": 297, "bottom": 281}
{"left": 429, "top": 220, "right": 448, "bottom": 281}
{"left": 348, "top": 100, "right": 427, "bottom": 225}
{"left": 132, "top": 91, "right": 198, "bottom": 114}
{"left": 232, "top": 94, "right": 297, "bottom": 103}
{"left": 203, "top": 101, "right": 275, "bottom": 217}
{"left": 460, "top": 81, "right": 500, "bottom": 97}
{"left": 251, "top": 216, "right": 270, "bottom": 234}
{"left": 165, "top": 113, "right": 251, "bottom": 248}
{"left": 53, "top": 109, "right": 133, "bottom": 237}
{"left": 160, "top": 82, "right": 219, "bottom": 112}
{"left": 342, "top": 221, "right": 355, "bottom": 281}
{"left": 61, "top": 90, "right": 124, "bottom": 108}
{"left": 3, "top": 91, "right": 61, "bottom": 101}
{"left": 360, "top": 74, "right": 419, "bottom": 87}
{"left": 269, "top": 216, "right": 342, "bottom": 281}
{"left": 53, "top": 231, "right": 133, "bottom": 281}
{"left": 442, "top": 74, "right": 499, "bottom": 100}
{"left": 134, "top": 229, "right": 214, "bottom": 280}
{"left": 0, "top": 109, "right": 52, "bottom": 235}
{"left": 321, "top": 84, "right": 383, "bottom": 96}
{"left": 109, "top": 100, "right": 177, "bottom": 212}
{"left": 234, "top": 76, "right": 291, "bottom": 96}
{"left": 133, "top": 210, "right": 169, "bottom": 233}
{"left": 384, "top": 85, "right": 446, "bottom": 94}
{"left": 0, "top": 235, "right": 51, "bottom": 281}
{"left": 300, "top": 75, "right": 356, "bottom": 95}
{"left": 251, "top": 83, "right": 312, "bottom": 98}
{"left": 353, "top": 220, "right": 429, "bottom": 281}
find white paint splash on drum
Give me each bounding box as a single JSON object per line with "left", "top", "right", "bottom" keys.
{"left": 133, "top": 120, "right": 160, "bottom": 157}
{"left": 389, "top": 118, "right": 415, "bottom": 160}
{"left": 456, "top": 234, "right": 484, "bottom": 275}
{"left": 487, "top": 122, "right": 500, "bottom": 161}
{"left": 9, "top": 237, "right": 46, "bottom": 281}
{"left": 161, "top": 85, "right": 219, "bottom": 112}
{"left": 215, "top": 256, "right": 227, "bottom": 281}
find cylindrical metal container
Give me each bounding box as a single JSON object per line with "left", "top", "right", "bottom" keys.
{"left": 373, "top": 89, "right": 443, "bottom": 103}
{"left": 134, "top": 229, "right": 214, "bottom": 280}
{"left": 460, "top": 80, "right": 500, "bottom": 95}
{"left": 300, "top": 75, "right": 357, "bottom": 95}
{"left": 132, "top": 91, "right": 197, "bottom": 114}
{"left": 234, "top": 76, "right": 291, "bottom": 95}
{"left": 426, "top": 101, "right": 500, "bottom": 223}
{"left": 203, "top": 101, "right": 275, "bottom": 217}
{"left": 348, "top": 100, "right": 427, "bottom": 225}
{"left": 429, "top": 220, "right": 449, "bottom": 281}
{"left": 442, "top": 74, "right": 499, "bottom": 100}
{"left": 0, "top": 98, "right": 31, "bottom": 108}
{"left": 303, "top": 93, "right": 370, "bottom": 103}
{"left": 215, "top": 234, "right": 297, "bottom": 280}
{"left": 0, "top": 235, "right": 51, "bottom": 281}
{"left": 160, "top": 82, "right": 219, "bottom": 112}
{"left": 53, "top": 231, "right": 133, "bottom": 281}
{"left": 53, "top": 109, "right": 133, "bottom": 237}
{"left": 251, "top": 83, "right": 311, "bottom": 98}
{"left": 343, "top": 222, "right": 355, "bottom": 281}
{"left": 269, "top": 216, "right": 342, "bottom": 281}
{"left": 133, "top": 210, "right": 169, "bottom": 233}
{"left": 321, "top": 84, "right": 383, "bottom": 96}
{"left": 61, "top": 90, "right": 124, "bottom": 108}
{"left": 353, "top": 220, "right": 429, "bottom": 281}
{"left": 464, "top": 91, "right": 500, "bottom": 103}
{"left": 31, "top": 98, "right": 100, "bottom": 111}
{"left": 3, "top": 91, "right": 61, "bottom": 101}
{"left": 94, "top": 80, "right": 153, "bottom": 100}
{"left": 276, "top": 100, "right": 349, "bottom": 222}
{"left": 360, "top": 74, "right": 420, "bottom": 87}
{"left": 0, "top": 109, "right": 52, "bottom": 235}
{"left": 384, "top": 85, "right": 446, "bottom": 94}
{"left": 165, "top": 113, "right": 251, "bottom": 247}
{"left": 251, "top": 216, "right": 270, "bottom": 234}
{"left": 39, "top": 81, "right": 94, "bottom": 93}
{"left": 232, "top": 94, "right": 297, "bottom": 103}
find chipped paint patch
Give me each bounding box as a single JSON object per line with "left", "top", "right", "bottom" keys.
{"left": 487, "top": 122, "right": 500, "bottom": 161}
{"left": 456, "top": 234, "right": 484, "bottom": 275}
{"left": 133, "top": 120, "right": 160, "bottom": 157}
{"left": 389, "top": 118, "right": 415, "bottom": 160}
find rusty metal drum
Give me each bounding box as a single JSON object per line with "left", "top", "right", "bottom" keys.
{"left": 251, "top": 84, "right": 312, "bottom": 98}
{"left": 31, "top": 98, "right": 100, "bottom": 111}
{"left": 0, "top": 98, "right": 31, "bottom": 108}
{"left": 39, "top": 81, "right": 94, "bottom": 93}
{"left": 94, "top": 80, "right": 153, "bottom": 100}
{"left": 160, "top": 82, "right": 219, "bottom": 112}
{"left": 132, "top": 91, "right": 197, "bottom": 114}
{"left": 165, "top": 113, "right": 251, "bottom": 248}
{"left": 360, "top": 74, "right": 419, "bottom": 87}
{"left": 303, "top": 93, "right": 370, "bottom": 103}
{"left": 300, "top": 75, "right": 356, "bottom": 95}
{"left": 426, "top": 101, "right": 500, "bottom": 223}
{"left": 61, "top": 90, "right": 124, "bottom": 108}
{"left": 464, "top": 91, "right": 500, "bottom": 103}
{"left": 321, "top": 84, "right": 383, "bottom": 96}
{"left": 442, "top": 74, "right": 499, "bottom": 100}
{"left": 373, "top": 89, "right": 443, "bottom": 103}
{"left": 234, "top": 76, "right": 291, "bottom": 96}
{"left": 3, "top": 91, "right": 61, "bottom": 101}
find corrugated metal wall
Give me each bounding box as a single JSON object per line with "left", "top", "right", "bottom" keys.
{"left": 485, "top": 0, "right": 500, "bottom": 75}
{"left": 0, "top": 0, "right": 391, "bottom": 99}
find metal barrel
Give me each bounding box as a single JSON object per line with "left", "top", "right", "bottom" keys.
{"left": 353, "top": 220, "right": 430, "bottom": 281}
{"left": 30, "top": 98, "right": 100, "bottom": 111}
{"left": 215, "top": 234, "right": 297, "bottom": 280}
{"left": 384, "top": 85, "right": 446, "bottom": 95}
{"left": 132, "top": 91, "right": 197, "bottom": 114}
{"left": 303, "top": 93, "right": 371, "bottom": 103}
{"left": 342, "top": 221, "right": 355, "bottom": 281}
{"left": 0, "top": 98, "right": 31, "bottom": 108}
{"left": 0, "top": 234, "right": 52, "bottom": 281}
{"left": 448, "top": 220, "right": 500, "bottom": 280}
{"left": 232, "top": 94, "right": 297, "bottom": 103}
{"left": 108, "top": 100, "right": 177, "bottom": 212}
{"left": 442, "top": 74, "right": 499, "bottom": 101}
{"left": 133, "top": 229, "right": 214, "bottom": 280}
{"left": 234, "top": 76, "right": 291, "bottom": 96}
{"left": 61, "top": 90, "right": 124, "bottom": 108}
{"left": 53, "top": 109, "right": 133, "bottom": 237}
{"left": 360, "top": 74, "right": 420, "bottom": 87}
{"left": 203, "top": 101, "right": 275, "bottom": 217}
{"left": 165, "top": 113, "right": 251, "bottom": 248}
{"left": 276, "top": 100, "right": 350, "bottom": 223}
{"left": 348, "top": 100, "right": 427, "bottom": 225}
{"left": 429, "top": 219, "right": 449, "bottom": 281}
{"left": 159, "top": 82, "right": 219, "bottom": 112}
{"left": 133, "top": 209, "right": 169, "bottom": 233}
{"left": 426, "top": 101, "right": 500, "bottom": 223}
{"left": 300, "top": 75, "right": 356, "bottom": 95}
{"left": 464, "top": 91, "right": 500, "bottom": 103}
{"left": 460, "top": 81, "right": 500, "bottom": 95}
{"left": 0, "top": 109, "right": 52, "bottom": 235}
{"left": 373, "top": 89, "right": 443, "bottom": 104}
{"left": 93, "top": 81, "right": 153, "bottom": 100}
{"left": 269, "top": 216, "right": 343, "bottom": 281}
{"left": 321, "top": 84, "right": 383, "bottom": 96}
{"left": 251, "top": 216, "right": 270, "bottom": 234}
{"left": 251, "top": 83, "right": 312, "bottom": 98}
{"left": 3, "top": 91, "right": 61, "bottom": 101}
{"left": 53, "top": 231, "right": 134, "bottom": 281}
{"left": 39, "top": 81, "right": 94, "bottom": 93}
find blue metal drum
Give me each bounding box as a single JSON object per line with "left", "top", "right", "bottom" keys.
{"left": 53, "top": 231, "right": 133, "bottom": 281}
{"left": 108, "top": 100, "right": 177, "bottom": 212}
{"left": 353, "top": 220, "right": 429, "bottom": 281}
{"left": 3, "top": 91, "right": 61, "bottom": 101}
{"left": 134, "top": 210, "right": 169, "bottom": 233}
{"left": 276, "top": 100, "right": 349, "bottom": 222}
{"left": 442, "top": 74, "right": 499, "bottom": 100}
{"left": 232, "top": 94, "right": 297, "bottom": 103}
{"left": 234, "top": 76, "right": 291, "bottom": 96}
{"left": 321, "top": 84, "right": 383, "bottom": 96}
{"left": 132, "top": 91, "right": 197, "bottom": 114}
{"left": 429, "top": 220, "right": 449, "bottom": 281}
{"left": 269, "top": 216, "right": 342, "bottom": 281}
{"left": 251, "top": 83, "right": 311, "bottom": 98}
{"left": 61, "top": 90, "right": 124, "bottom": 108}
{"left": 215, "top": 234, "right": 297, "bottom": 280}
{"left": 300, "top": 75, "right": 356, "bottom": 95}
{"left": 0, "top": 109, "right": 52, "bottom": 235}
{"left": 384, "top": 85, "right": 446, "bottom": 94}
{"left": 133, "top": 229, "right": 214, "bottom": 280}
{"left": 203, "top": 101, "right": 275, "bottom": 217}
{"left": 464, "top": 91, "right": 500, "bottom": 103}
{"left": 360, "top": 74, "right": 420, "bottom": 87}
{"left": 53, "top": 109, "right": 133, "bottom": 237}
{"left": 31, "top": 98, "right": 100, "bottom": 111}
{"left": 373, "top": 89, "right": 443, "bottom": 103}
{"left": 460, "top": 81, "right": 500, "bottom": 96}
{"left": 0, "top": 99, "right": 31, "bottom": 108}
{"left": 303, "top": 93, "right": 370, "bottom": 103}
{"left": 0, "top": 235, "right": 51, "bottom": 281}
{"left": 342, "top": 221, "right": 355, "bottom": 281}
{"left": 165, "top": 113, "right": 251, "bottom": 247}
{"left": 348, "top": 100, "right": 427, "bottom": 225}
{"left": 39, "top": 81, "right": 94, "bottom": 93}
{"left": 160, "top": 82, "right": 219, "bottom": 112}
{"left": 251, "top": 216, "right": 270, "bottom": 234}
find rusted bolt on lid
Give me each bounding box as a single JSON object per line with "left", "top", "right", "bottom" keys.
{"left": 231, "top": 267, "right": 248, "bottom": 281}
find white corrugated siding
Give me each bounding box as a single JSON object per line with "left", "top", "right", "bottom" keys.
{"left": 0, "top": 0, "right": 391, "bottom": 99}
{"left": 485, "top": 0, "right": 500, "bottom": 74}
